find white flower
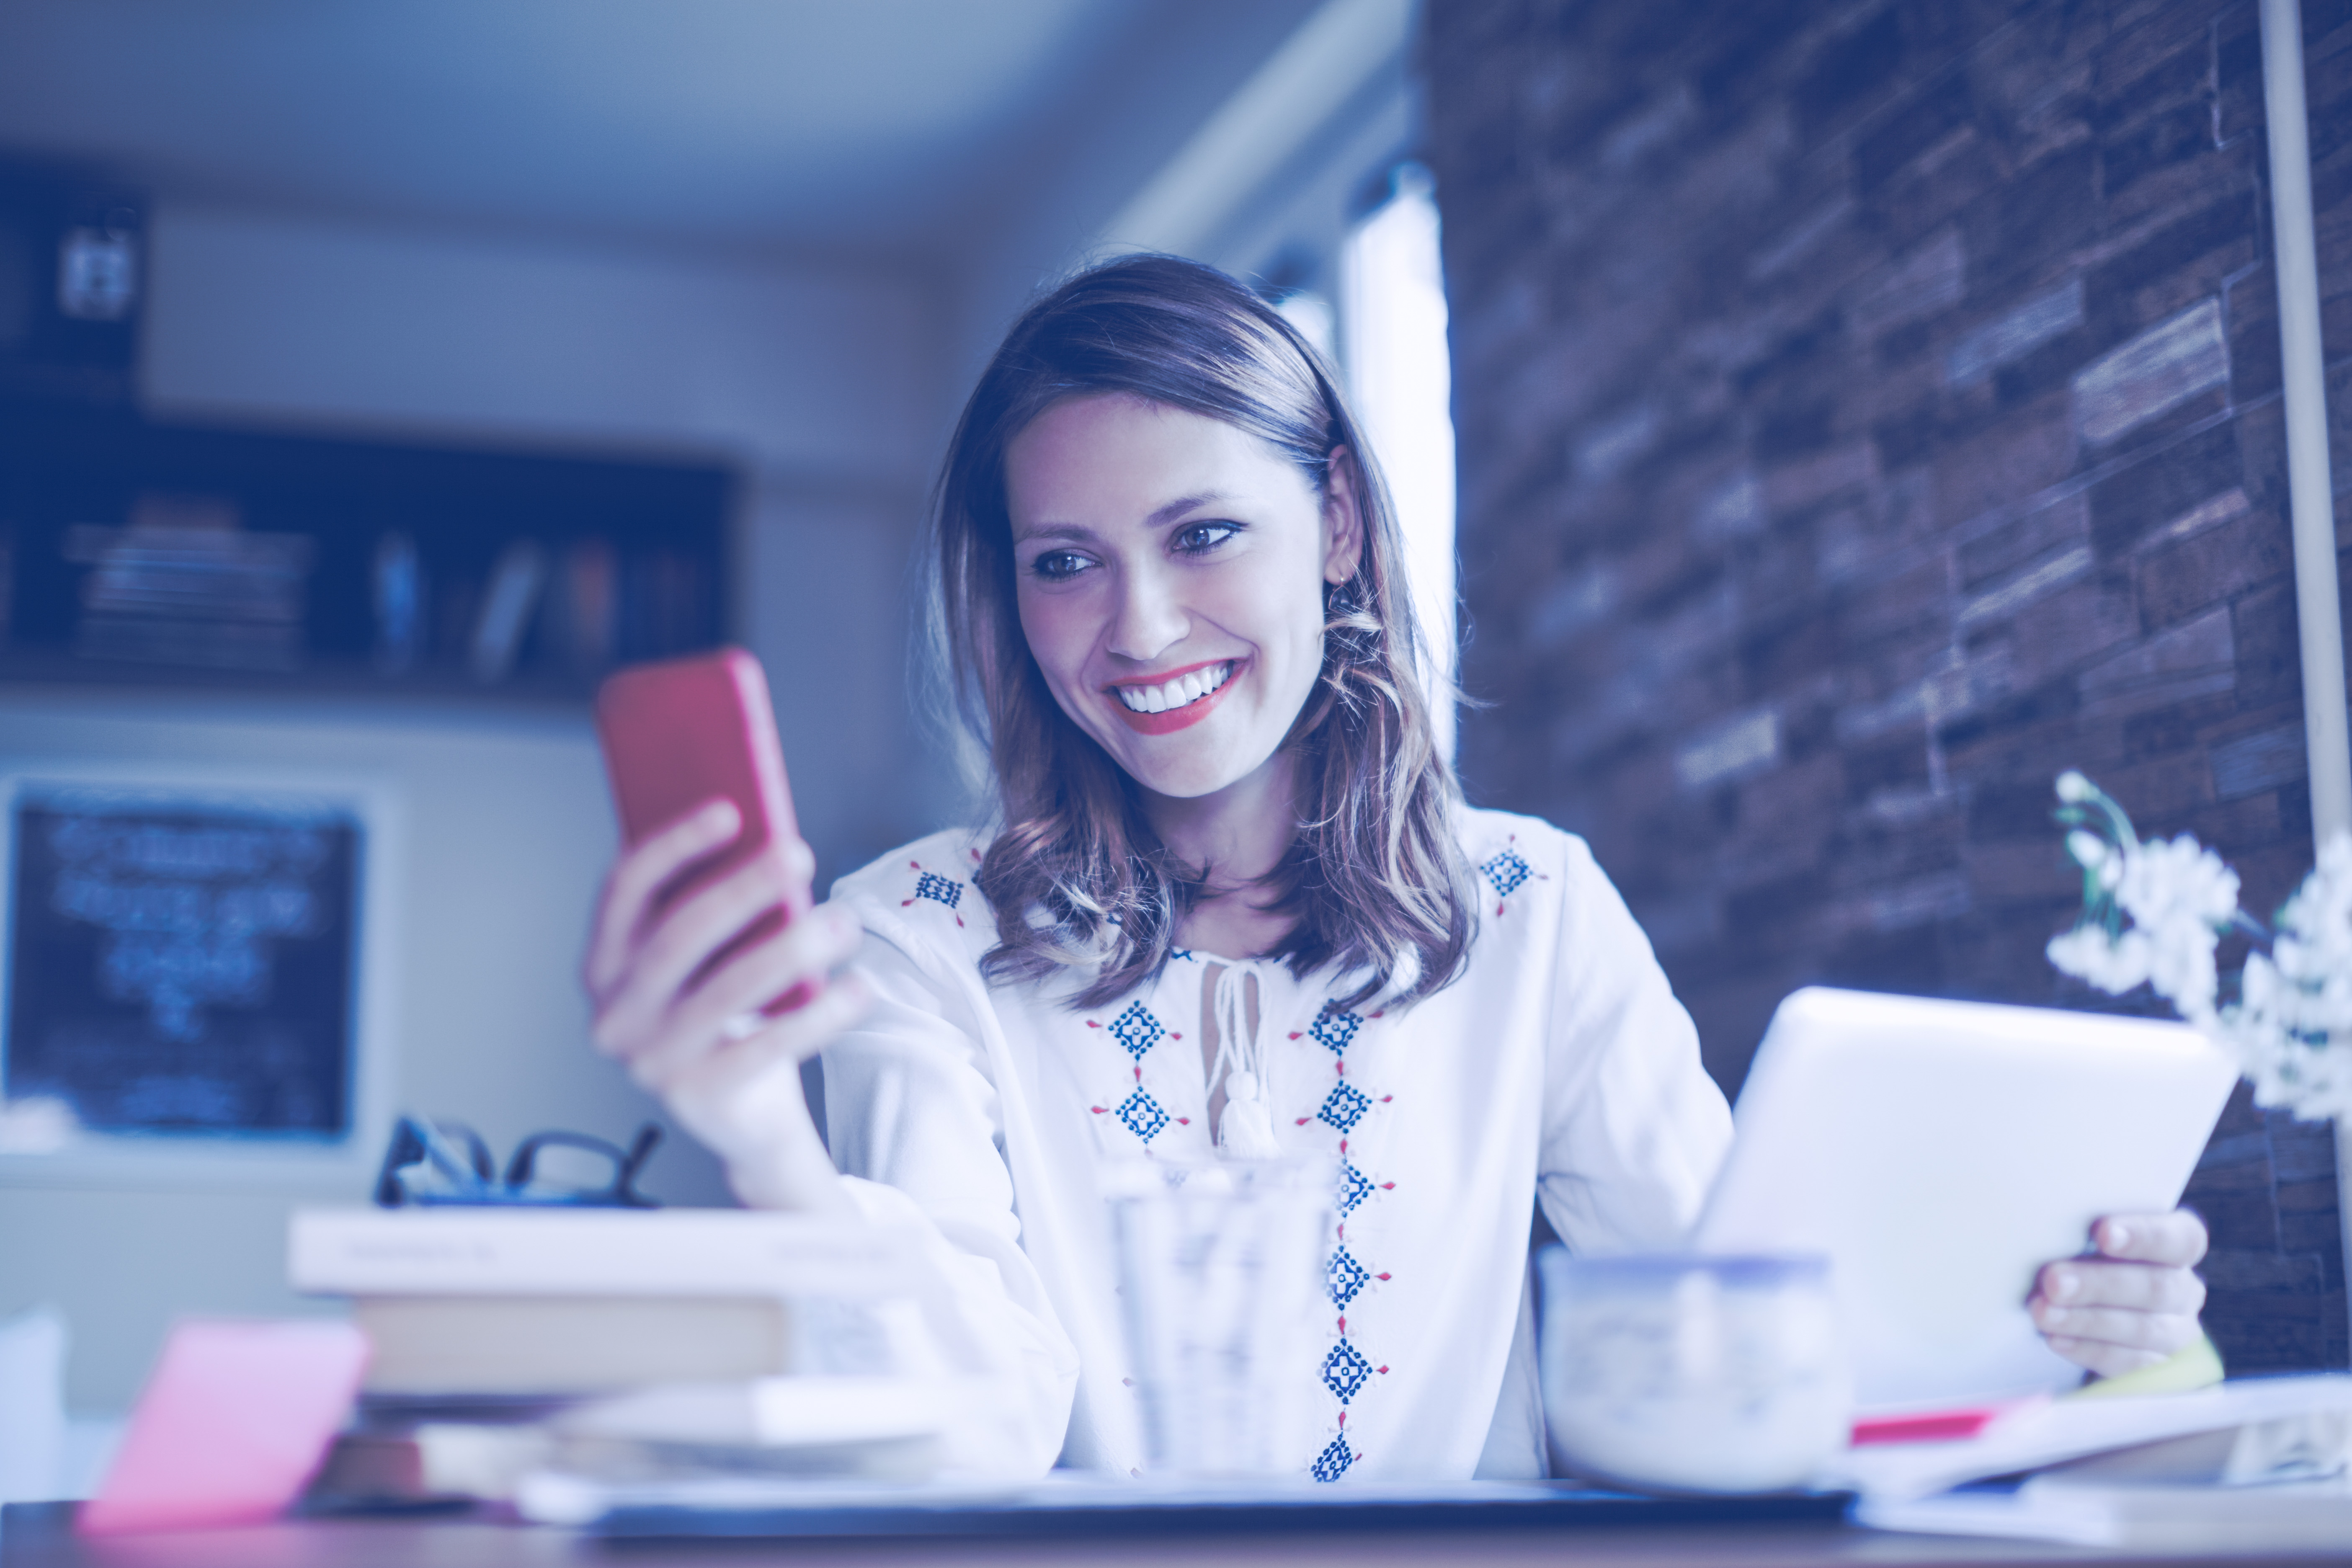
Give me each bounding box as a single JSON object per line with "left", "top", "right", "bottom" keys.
{"left": 2114, "top": 834, "right": 2241, "bottom": 931}
{"left": 2146, "top": 921, "right": 2221, "bottom": 1020}
{"left": 2047, "top": 926, "right": 2152, "bottom": 994}
{"left": 2045, "top": 779, "right": 2352, "bottom": 1122}
{"left": 2065, "top": 830, "right": 2122, "bottom": 889}
{"left": 2278, "top": 831, "right": 2352, "bottom": 977}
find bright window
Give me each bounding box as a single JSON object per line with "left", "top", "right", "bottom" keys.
{"left": 1339, "top": 167, "right": 1457, "bottom": 760}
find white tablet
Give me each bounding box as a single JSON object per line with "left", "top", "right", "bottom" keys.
{"left": 1691, "top": 987, "right": 2239, "bottom": 1412}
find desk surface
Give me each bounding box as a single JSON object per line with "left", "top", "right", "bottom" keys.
{"left": 6, "top": 1506, "right": 2350, "bottom": 1568}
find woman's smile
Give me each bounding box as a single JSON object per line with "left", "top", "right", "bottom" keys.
{"left": 1109, "top": 658, "right": 1242, "bottom": 733}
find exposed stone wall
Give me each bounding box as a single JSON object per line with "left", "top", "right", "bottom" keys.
{"left": 1428, "top": 0, "right": 2352, "bottom": 1372}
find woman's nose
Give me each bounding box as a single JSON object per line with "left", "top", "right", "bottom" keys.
{"left": 1106, "top": 564, "right": 1189, "bottom": 663}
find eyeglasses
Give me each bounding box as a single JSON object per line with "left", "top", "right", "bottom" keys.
{"left": 373, "top": 1115, "right": 664, "bottom": 1209}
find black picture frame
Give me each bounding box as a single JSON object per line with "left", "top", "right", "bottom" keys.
{"left": 2, "top": 782, "right": 364, "bottom": 1143}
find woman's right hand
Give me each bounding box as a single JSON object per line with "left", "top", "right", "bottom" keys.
{"left": 584, "top": 799, "right": 869, "bottom": 1212}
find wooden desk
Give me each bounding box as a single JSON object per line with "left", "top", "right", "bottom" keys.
{"left": 6, "top": 1505, "right": 2349, "bottom": 1568}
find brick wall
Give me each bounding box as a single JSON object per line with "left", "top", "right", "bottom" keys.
{"left": 1429, "top": 0, "right": 2352, "bottom": 1372}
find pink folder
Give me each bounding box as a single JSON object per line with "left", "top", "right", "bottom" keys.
{"left": 78, "top": 1318, "right": 369, "bottom": 1535}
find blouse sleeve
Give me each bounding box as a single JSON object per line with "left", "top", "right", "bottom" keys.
{"left": 819, "top": 928, "right": 1082, "bottom": 1478}
{"left": 1534, "top": 831, "right": 1735, "bottom": 1253}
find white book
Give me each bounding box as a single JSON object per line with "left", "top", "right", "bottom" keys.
{"left": 288, "top": 1208, "right": 919, "bottom": 1300}
{"left": 557, "top": 1376, "right": 951, "bottom": 1448}
{"left": 1860, "top": 1478, "right": 2352, "bottom": 1552}
{"left": 1833, "top": 1375, "right": 2352, "bottom": 1501}
{"left": 352, "top": 1295, "right": 797, "bottom": 1395}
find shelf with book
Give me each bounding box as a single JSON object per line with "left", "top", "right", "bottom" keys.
{"left": 0, "top": 405, "right": 733, "bottom": 702}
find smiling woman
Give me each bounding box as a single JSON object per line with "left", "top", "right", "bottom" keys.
{"left": 581, "top": 255, "right": 2216, "bottom": 1485}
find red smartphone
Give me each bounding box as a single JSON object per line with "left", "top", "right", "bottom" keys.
{"left": 595, "top": 647, "right": 817, "bottom": 1006}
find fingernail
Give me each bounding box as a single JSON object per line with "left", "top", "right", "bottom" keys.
{"left": 2042, "top": 1305, "right": 2068, "bottom": 1326}
{"left": 2105, "top": 1222, "right": 2130, "bottom": 1254}
{"left": 2051, "top": 1270, "right": 2079, "bottom": 1302}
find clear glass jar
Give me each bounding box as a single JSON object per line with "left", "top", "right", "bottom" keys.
{"left": 1537, "top": 1250, "right": 1848, "bottom": 1493}
{"left": 1106, "top": 1155, "right": 1334, "bottom": 1475}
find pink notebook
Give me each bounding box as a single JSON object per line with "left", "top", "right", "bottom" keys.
{"left": 79, "top": 1318, "right": 369, "bottom": 1535}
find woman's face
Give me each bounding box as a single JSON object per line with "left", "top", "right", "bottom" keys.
{"left": 1005, "top": 393, "right": 1362, "bottom": 802}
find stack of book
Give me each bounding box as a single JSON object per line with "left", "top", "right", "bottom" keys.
{"left": 288, "top": 1207, "right": 949, "bottom": 1506}
{"left": 66, "top": 498, "right": 313, "bottom": 672}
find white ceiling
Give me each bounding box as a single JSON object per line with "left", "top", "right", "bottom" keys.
{"left": 0, "top": 0, "right": 1204, "bottom": 250}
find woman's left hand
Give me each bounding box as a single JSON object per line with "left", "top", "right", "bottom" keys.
{"left": 2029, "top": 1210, "right": 2209, "bottom": 1377}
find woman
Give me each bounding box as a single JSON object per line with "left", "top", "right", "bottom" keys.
{"left": 585, "top": 255, "right": 2211, "bottom": 1480}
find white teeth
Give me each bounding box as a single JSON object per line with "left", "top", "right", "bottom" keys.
{"left": 1115, "top": 662, "right": 1232, "bottom": 714}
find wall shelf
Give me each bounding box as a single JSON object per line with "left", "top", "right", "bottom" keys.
{"left": 0, "top": 405, "right": 734, "bottom": 703}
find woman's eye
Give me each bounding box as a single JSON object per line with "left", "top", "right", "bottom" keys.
{"left": 1030, "top": 550, "right": 1091, "bottom": 581}
{"left": 1173, "top": 522, "right": 1240, "bottom": 555}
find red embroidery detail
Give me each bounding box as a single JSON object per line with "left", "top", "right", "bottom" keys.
{"left": 1369, "top": 1011, "right": 1385, "bottom": 1019}
{"left": 901, "top": 898, "right": 914, "bottom": 906}
{"left": 1337, "top": 1410, "right": 1346, "bottom": 1426}
{"left": 1170, "top": 1032, "right": 1183, "bottom": 1041}
{"left": 1497, "top": 902, "right": 1506, "bottom": 916}
{"left": 1338, "top": 1316, "right": 1347, "bottom": 1333}
{"left": 1380, "top": 1095, "right": 1393, "bottom": 1103}
{"left": 1090, "top": 1106, "right": 1107, "bottom": 1114}
{"left": 1376, "top": 1273, "right": 1391, "bottom": 1282}
{"left": 1086, "top": 1020, "right": 1101, "bottom": 1028}
{"left": 909, "top": 860, "right": 921, "bottom": 869}
{"left": 1380, "top": 1182, "right": 1395, "bottom": 1191}
{"left": 1377, "top": 1366, "right": 1389, "bottom": 1375}
{"left": 1176, "top": 1117, "right": 1191, "bottom": 1125}
{"left": 1295, "top": 1117, "right": 1312, "bottom": 1125}
{"left": 1132, "top": 1065, "right": 1142, "bottom": 1082}
{"left": 1339, "top": 1139, "right": 1349, "bottom": 1153}
{"left": 1288, "top": 1032, "right": 1302, "bottom": 1040}
{"left": 1122, "top": 1377, "right": 1135, "bottom": 1387}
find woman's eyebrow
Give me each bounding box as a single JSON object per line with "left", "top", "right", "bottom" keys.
{"left": 1014, "top": 493, "right": 1235, "bottom": 544}
{"left": 1144, "top": 491, "right": 1232, "bottom": 527}
{"left": 1013, "top": 522, "right": 1097, "bottom": 544}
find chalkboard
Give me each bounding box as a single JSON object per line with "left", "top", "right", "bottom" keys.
{"left": 3, "top": 785, "right": 362, "bottom": 1140}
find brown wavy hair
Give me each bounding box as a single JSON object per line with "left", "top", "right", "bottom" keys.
{"left": 931, "top": 254, "right": 1470, "bottom": 1011}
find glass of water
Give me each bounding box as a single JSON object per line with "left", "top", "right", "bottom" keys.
{"left": 1106, "top": 1154, "right": 1334, "bottom": 1475}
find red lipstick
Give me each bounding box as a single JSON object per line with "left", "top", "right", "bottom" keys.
{"left": 1108, "top": 660, "right": 1241, "bottom": 735}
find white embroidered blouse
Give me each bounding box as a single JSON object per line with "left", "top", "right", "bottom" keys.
{"left": 820, "top": 806, "right": 1733, "bottom": 1482}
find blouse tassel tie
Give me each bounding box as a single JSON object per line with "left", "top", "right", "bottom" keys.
{"left": 1210, "top": 966, "right": 1281, "bottom": 1160}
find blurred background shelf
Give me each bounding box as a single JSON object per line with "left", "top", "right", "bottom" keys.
{"left": 0, "top": 405, "right": 732, "bottom": 703}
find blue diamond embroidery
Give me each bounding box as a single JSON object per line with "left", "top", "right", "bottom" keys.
{"left": 1480, "top": 848, "right": 1532, "bottom": 898}
{"left": 1116, "top": 1088, "right": 1169, "bottom": 1142}
{"left": 1337, "top": 1162, "right": 1372, "bottom": 1216}
{"left": 1312, "top": 1434, "right": 1355, "bottom": 1483}
{"left": 1326, "top": 1246, "right": 1369, "bottom": 1306}
{"left": 1308, "top": 1002, "right": 1361, "bottom": 1055}
{"left": 1108, "top": 1001, "right": 1164, "bottom": 1060}
{"left": 913, "top": 872, "right": 963, "bottom": 909}
{"left": 1316, "top": 1081, "right": 1372, "bottom": 1133}
{"left": 1321, "top": 1340, "right": 1372, "bottom": 1401}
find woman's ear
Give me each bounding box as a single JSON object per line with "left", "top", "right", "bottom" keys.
{"left": 1323, "top": 446, "right": 1366, "bottom": 585}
